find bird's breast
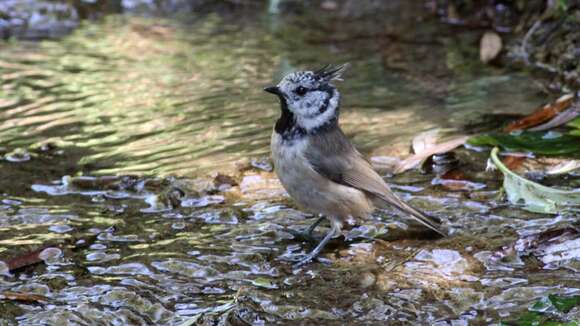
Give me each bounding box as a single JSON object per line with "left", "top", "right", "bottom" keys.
{"left": 270, "top": 131, "right": 373, "bottom": 220}
{"left": 270, "top": 132, "right": 311, "bottom": 187}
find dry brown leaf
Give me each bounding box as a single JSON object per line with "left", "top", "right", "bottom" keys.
{"left": 480, "top": 31, "right": 502, "bottom": 63}
{"left": 521, "top": 157, "right": 580, "bottom": 175}
{"left": 504, "top": 93, "right": 574, "bottom": 132}
{"left": 501, "top": 155, "right": 527, "bottom": 172}
{"left": 394, "top": 136, "right": 468, "bottom": 174}
{"left": 528, "top": 101, "right": 580, "bottom": 131}
{"left": 411, "top": 129, "right": 441, "bottom": 154}
{"left": 5, "top": 248, "right": 46, "bottom": 272}
{"left": 546, "top": 160, "right": 580, "bottom": 175}
{"left": 0, "top": 291, "right": 49, "bottom": 303}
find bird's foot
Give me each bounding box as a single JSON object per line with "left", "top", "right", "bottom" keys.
{"left": 292, "top": 253, "right": 332, "bottom": 269}
{"left": 285, "top": 216, "right": 326, "bottom": 244}
{"left": 282, "top": 223, "right": 339, "bottom": 269}
{"left": 285, "top": 228, "right": 321, "bottom": 244}
{"left": 278, "top": 252, "right": 331, "bottom": 268}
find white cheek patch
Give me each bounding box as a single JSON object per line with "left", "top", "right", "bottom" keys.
{"left": 296, "top": 92, "right": 338, "bottom": 131}
{"left": 300, "top": 92, "right": 326, "bottom": 116}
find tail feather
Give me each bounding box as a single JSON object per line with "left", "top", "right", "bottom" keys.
{"left": 378, "top": 193, "right": 446, "bottom": 236}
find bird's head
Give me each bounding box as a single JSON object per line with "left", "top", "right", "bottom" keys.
{"left": 264, "top": 64, "right": 348, "bottom": 133}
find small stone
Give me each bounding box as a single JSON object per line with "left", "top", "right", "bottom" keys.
{"left": 250, "top": 157, "right": 273, "bottom": 172}
{"left": 359, "top": 272, "right": 376, "bottom": 289}
{"left": 214, "top": 173, "right": 238, "bottom": 187}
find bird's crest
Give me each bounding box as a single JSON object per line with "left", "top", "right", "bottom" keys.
{"left": 313, "top": 63, "right": 349, "bottom": 82}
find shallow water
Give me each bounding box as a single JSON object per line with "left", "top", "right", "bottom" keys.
{"left": 1, "top": 1, "right": 578, "bottom": 325}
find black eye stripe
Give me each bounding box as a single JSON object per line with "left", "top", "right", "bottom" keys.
{"left": 319, "top": 88, "right": 334, "bottom": 114}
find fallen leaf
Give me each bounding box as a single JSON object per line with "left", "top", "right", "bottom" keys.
{"left": 440, "top": 169, "right": 466, "bottom": 180}
{"left": 5, "top": 248, "right": 47, "bottom": 272}
{"left": 501, "top": 155, "right": 527, "bottom": 172}
{"left": 504, "top": 94, "right": 574, "bottom": 132}
{"left": 3, "top": 233, "right": 98, "bottom": 272}
{"left": 432, "top": 168, "right": 486, "bottom": 191}
{"left": 515, "top": 157, "right": 580, "bottom": 175}
{"left": 490, "top": 147, "right": 580, "bottom": 214}
{"left": 569, "top": 117, "right": 580, "bottom": 136}
{"left": 432, "top": 171, "right": 486, "bottom": 192}
{"left": 412, "top": 128, "right": 441, "bottom": 154}
{"left": 528, "top": 101, "right": 580, "bottom": 131}
{"left": 468, "top": 131, "right": 580, "bottom": 155}
{"left": 547, "top": 294, "right": 580, "bottom": 313}
{"left": 480, "top": 31, "right": 502, "bottom": 63}
{"left": 568, "top": 117, "right": 580, "bottom": 129}
{"left": 0, "top": 291, "right": 49, "bottom": 303}
{"left": 546, "top": 160, "right": 580, "bottom": 175}
{"left": 394, "top": 135, "right": 468, "bottom": 174}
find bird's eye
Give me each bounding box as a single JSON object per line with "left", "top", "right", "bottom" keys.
{"left": 294, "top": 86, "right": 308, "bottom": 96}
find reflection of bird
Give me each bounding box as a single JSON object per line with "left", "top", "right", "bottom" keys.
{"left": 264, "top": 64, "right": 445, "bottom": 267}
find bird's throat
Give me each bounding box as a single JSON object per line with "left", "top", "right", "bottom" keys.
{"left": 274, "top": 98, "right": 295, "bottom": 134}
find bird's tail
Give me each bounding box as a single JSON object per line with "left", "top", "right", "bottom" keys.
{"left": 378, "top": 193, "right": 446, "bottom": 236}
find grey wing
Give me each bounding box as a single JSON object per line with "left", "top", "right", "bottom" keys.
{"left": 303, "top": 128, "right": 357, "bottom": 184}
{"left": 305, "top": 128, "right": 444, "bottom": 235}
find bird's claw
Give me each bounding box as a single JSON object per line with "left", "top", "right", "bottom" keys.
{"left": 286, "top": 228, "right": 321, "bottom": 244}
{"left": 279, "top": 252, "right": 331, "bottom": 268}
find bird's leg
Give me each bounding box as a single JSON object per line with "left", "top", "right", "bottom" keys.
{"left": 286, "top": 216, "right": 325, "bottom": 243}
{"left": 293, "top": 223, "right": 340, "bottom": 268}
{"left": 305, "top": 216, "right": 325, "bottom": 237}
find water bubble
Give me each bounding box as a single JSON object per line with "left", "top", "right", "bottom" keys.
{"left": 49, "top": 224, "right": 73, "bottom": 233}
{"left": 181, "top": 195, "right": 224, "bottom": 208}
{"left": 86, "top": 252, "right": 120, "bottom": 263}
{"left": 89, "top": 243, "right": 107, "bottom": 250}
{"left": 171, "top": 222, "right": 186, "bottom": 229}
{"left": 4, "top": 149, "right": 31, "bottom": 162}
{"left": 88, "top": 263, "right": 152, "bottom": 276}
{"left": 39, "top": 247, "right": 63, "bottom": 265}
{"left": 2, "top": 199, "right": 22, "bottom": 205}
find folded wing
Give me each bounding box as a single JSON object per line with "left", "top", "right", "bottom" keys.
{"left": 305, "top": 128, "right": 445, "bottom": 236}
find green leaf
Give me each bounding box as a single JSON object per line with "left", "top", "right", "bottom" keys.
{"left": 507, "top": 311, "right": 580, "bottom": 326}
{"left": 490, "top": 147, "right": 580, "bottom": 214}
{"left": 569, "top": 118, "right": 580, "bottom": 136}
{"left": 516, "top": 311, "right": 546, "bottom": 326}
{"left": 250, "top": 277, "right": 278, "bottom": 289}
{"left": 469, "top": 132, "right": 580, "bottom": 155}
{"left": 548, "top": 294, "right": 580, "bottom": 313}
{"left": 530, "top": 296, "right": 551, "bottom": 311}
{"left": 568, "top": 117, "right": 580, "bottom": 129}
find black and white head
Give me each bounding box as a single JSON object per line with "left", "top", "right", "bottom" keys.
{"left": 264, "top": 64, "right": 348, "bottom": 137}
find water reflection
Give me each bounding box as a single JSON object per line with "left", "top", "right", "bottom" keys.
{"left": 0, "top": 10, "right": 544, "bottom": 177}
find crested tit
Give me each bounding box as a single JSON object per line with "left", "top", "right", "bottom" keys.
{"left": 265, "top": 64, "right": 445, "bottom": 267}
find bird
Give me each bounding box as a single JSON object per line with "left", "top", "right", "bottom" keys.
{"left": 264, "top": 64, "right": 445, "bottom": 267}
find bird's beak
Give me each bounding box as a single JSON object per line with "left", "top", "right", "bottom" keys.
{"left": 263, "top": 86, "right": 281, "bottom": 96}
